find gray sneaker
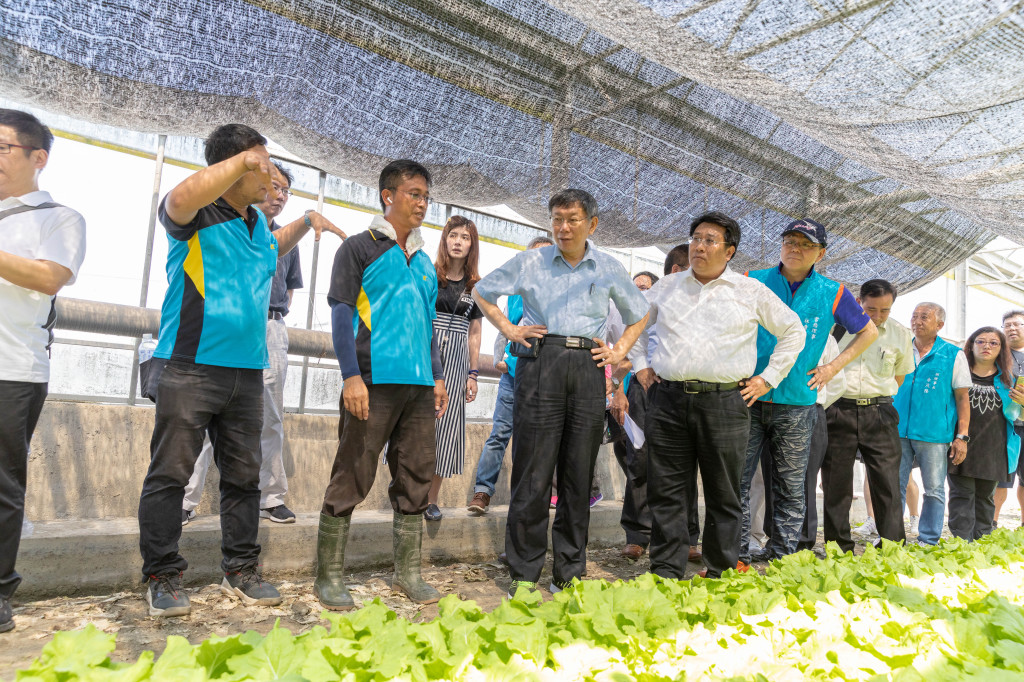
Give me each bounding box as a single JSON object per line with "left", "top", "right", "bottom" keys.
{"left": 0, "top": 596, "right": 13, "bottom": 633}
{"left": 260, "top": 505, "right": 296, "bottom": 524}
{"left": 146, "top": 573, "right": 191, "bottom": 617}
{"left": 549, "top": 579, "right": 574, "bottom": 594}
{"left": 181, "top": 509, "right": 196, "bottom": 526}
{"left": 220, "top": 567, "right": 282, "bottom": 606}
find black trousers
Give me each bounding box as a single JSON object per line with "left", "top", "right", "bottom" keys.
{"left": 947, "top": 473, "right": 997, "bottom": 541}
{"left": 607, "top": 379, "right": 653, "bottom": 547}
{"left": 506, "top": 344, "right": 604, "bottom": 584}
{"left": 821, "top": 400, "right": 906, "bottom": 553}
{"left": 138, "top": 361, "right": 264, "bottom": 577}
{"left": 322, "top": 384, "right": 436, "bottom": 517}
{"left": 0, "top": 380, "right": 47, "bottom": 600}
{"left": 646, "top": 383, "right": 750, "bottom": 579}
{"left": 798, "top": 404, "right": 828, "bottom": 550}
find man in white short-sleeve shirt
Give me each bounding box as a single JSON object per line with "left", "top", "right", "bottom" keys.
{"left": 0, "top": 109, "right": 86, "bottom": 634}
{"left": 894, "top": 302, "right": 971, "bottom": 546}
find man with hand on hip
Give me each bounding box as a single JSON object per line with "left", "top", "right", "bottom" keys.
{"left": 630, "top": 211, "right": 804, "bottom": 579}
{"left": 473, "top": 188, "right": 649, "bottom": 599}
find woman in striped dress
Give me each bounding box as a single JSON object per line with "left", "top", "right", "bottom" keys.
{"left": 424, "top": 216, "right": 483, "bottom": 521}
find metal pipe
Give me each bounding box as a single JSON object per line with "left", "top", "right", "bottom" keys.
{"left": 139, "top": 135, "right": 167, "bottom": 309}
{"left": 299, "top": 170, "right": 329, "bottom": 412}
{"left": 955, "top": 260, "right": 968, "bottom": 340}
{"left": 128, "top": 135, "right": 167, "bottom": 405}
{"left": 52, "top": 298, "right": 500, "bottom": 377}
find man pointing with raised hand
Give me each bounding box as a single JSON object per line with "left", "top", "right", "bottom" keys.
{"left": 139, "top": 123, "right": 344, "bottom": 618}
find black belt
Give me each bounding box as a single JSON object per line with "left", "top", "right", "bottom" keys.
{"left": 665, "top": 379, "right": 740, "bottom": 394}
{"left": 269, "top": 311, "right": 284, "bottom": 321}
{"left": 541, "top": 335, "right": 596, "bottom": 350}
{"left": 838, "top": 396, "right": 892, "bottom": 406}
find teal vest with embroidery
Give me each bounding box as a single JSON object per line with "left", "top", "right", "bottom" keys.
{"left": 990, "top": 367, "right": 1022, "bottom": 474}
{"left": 747, "top": 266, "right": 843, "bottom": 406}
{"left": 893, "top": 337, "right": 960, "bottom": 443}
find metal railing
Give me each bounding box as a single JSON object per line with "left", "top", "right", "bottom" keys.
{"left": 51, "top": 298, "right": 499, "bottom": 410}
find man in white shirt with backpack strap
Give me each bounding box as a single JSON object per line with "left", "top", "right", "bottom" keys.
{"left": 0, "top": 108, "right": 86, "bottom": 634}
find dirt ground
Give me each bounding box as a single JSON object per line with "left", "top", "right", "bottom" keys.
{"left": 2, "top": 512, "right": 1016, "bottom": 679}
{"left": 0, "top": 545, "right": 662, "bottom": 678}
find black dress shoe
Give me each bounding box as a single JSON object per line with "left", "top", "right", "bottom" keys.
{"left": 423, "top": 504, "right": 442, "bottom": 522}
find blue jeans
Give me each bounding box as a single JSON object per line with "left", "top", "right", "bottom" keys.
{"left": 900, "top": 439, "right": 948, "bottom": 544}
{"left": 473, "top": 372, "right": 515, "bottom": 496}
{"left": 740, "top": 402, "right": 817, "bottom": 562}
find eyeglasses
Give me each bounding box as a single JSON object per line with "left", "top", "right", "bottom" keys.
{"left": 1004, "top": 321, "right": 1024, "bottom": 329}
{"left": 551, "top": 217, "right": 587, "bottom": 228}
{"left": 781, "top": 238, "right": 821, "bottom": 251}
{"left": 398, "top": 188, "right": 431, "bottom": 205}
{"left": 974, "top": 340, "right": 1001, "bottom": 347}
{"left": 0, "top": 142, "right": 39, "bottom": 155}
{"left": 688, "top": 236, "right": 726, "bottom": 248}
{"left": 271, "top": 184, "right": 291, "bottom": 198}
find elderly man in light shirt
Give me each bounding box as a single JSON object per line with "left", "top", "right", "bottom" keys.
{"left": 631, "top": 211, "right": 805, "bottom": 580}
{"left": 894, "top": 302, "right": 971, "bottom": 546}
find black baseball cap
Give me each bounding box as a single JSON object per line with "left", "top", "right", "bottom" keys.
{"left": 782, "top": 218, "right": 827, "bottom": 247}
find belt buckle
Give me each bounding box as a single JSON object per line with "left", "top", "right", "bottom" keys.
{"left": 565, "top": 336, "right": 582, "bottom": 349}
{"left": 683, "top": 381, "right": 700, "bottom": 394}
{"left": 855, "top": 398, "right": 871, "bottom": 406}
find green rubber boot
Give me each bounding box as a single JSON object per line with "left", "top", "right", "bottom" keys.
{"left": 313, "top": 513, "right": 355, "bottom": 611}
{"left": 392, "top": 512, "right": 441, "bottom": 604}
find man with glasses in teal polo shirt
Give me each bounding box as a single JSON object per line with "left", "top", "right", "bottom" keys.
{"left": 315, "top": 159, "right": 449, "bottom": 611}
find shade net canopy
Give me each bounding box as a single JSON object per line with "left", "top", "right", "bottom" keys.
{"left": 2, "top": 0, "right": 1022, "bottom": 289}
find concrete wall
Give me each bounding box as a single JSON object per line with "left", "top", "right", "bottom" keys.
{"left": 26, "top": 402, "right": 626, "bottom": 521}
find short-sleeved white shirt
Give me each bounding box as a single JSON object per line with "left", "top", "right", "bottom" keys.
{"left": 0, "top": 191, "right": 86, "bottom": 382}
{"left": 912, "top": 340, "right": 973, "bottom": 391}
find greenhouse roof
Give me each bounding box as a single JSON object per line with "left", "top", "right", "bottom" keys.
{"left": 2, "top": 0, "right": 1022, "bottom": 288}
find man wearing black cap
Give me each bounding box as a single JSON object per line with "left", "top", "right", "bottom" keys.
{"left": 740, "top": 218, "right": 877, "bottom": 563}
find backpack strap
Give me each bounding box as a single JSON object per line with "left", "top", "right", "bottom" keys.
{"left": 0, "top": 201, "right": 62, "bottom": 222}
{"left": 0, "top": 201, "right": 66, "bottom": 357}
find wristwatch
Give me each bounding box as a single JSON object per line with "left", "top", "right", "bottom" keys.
{"left": 955, "top": 434, "right": 971, "bottom": 444}
{"left": 611, "top": 377, "right": 621, "bottom": 388}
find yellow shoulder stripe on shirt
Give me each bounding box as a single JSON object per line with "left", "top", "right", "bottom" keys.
{"left": 356, "top": 287, "right": 371, "bottom": 331}
{"left": 183, "top": 233, "right": 205, "bottom": 298}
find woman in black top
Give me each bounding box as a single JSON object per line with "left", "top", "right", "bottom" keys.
{"left": 948, "top": 327, "right": 1023, "bottom": 540}
{"left": 423, "top": 216, "right": 483, "bottom": 521}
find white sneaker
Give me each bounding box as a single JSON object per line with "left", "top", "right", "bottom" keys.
{"left": 908, "top": 515, "right": 920, "bottom": 535}
{"left": 852, "top": 517, "right": 877, "bottom": 538}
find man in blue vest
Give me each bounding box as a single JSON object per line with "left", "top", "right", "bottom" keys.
{"left": 740, "top": 219, "right": 877, "bottom": 563}
{"left": 467, "top": 235, "right": 554, "bottom": 515}
{"left": 895, "top": 302, "right": 971, "bottom": 545}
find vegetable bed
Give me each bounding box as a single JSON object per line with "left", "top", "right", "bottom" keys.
{"left": 18, "top": 530, "right": 1024, "bottom": 680}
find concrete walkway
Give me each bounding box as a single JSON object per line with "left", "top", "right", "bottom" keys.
{"left": 16, "top": 502, "right": 630, "bottom": 599}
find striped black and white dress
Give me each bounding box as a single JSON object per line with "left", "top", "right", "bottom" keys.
{"left": 433, "top": 276, "right": 483, "bottom": 478}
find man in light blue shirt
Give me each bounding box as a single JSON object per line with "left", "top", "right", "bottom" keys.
{"left": 474, "top": 189, "right": 649, "bottom": 598}
{"left": 467, "top": 235, "right": 554, "bottom": 515}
